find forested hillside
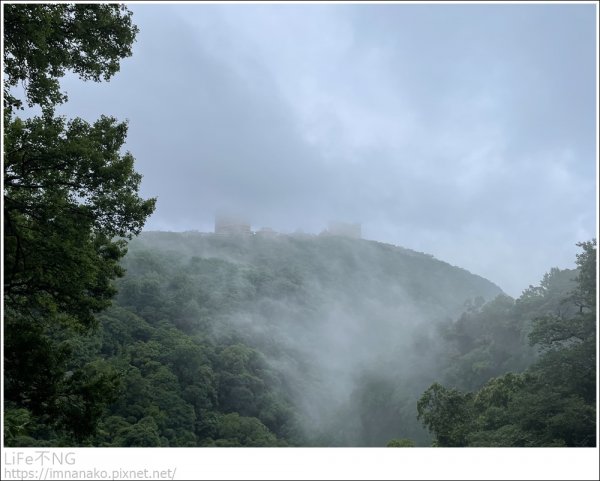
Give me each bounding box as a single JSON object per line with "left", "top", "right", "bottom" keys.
{"left": 6, "top": 231, "right": 595, "bottom": 447}
{"left": 3, "top": 3, "right": 596, "bottom": 451}
{"left": 111, "top": 232, "right": 503, "bottom": 447}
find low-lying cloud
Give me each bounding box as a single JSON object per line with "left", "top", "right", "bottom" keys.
{"left": 50, "top": 3, "right": 596, "bottom": 296}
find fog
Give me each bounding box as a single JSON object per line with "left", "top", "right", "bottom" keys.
{"left": 5, "top": 1, "right": 596, "bottom": 456}
{"left": 31, "top": 1, "right": 596, "bottom": 445}
{"left": 46, "top": 3, "right": 597, "bottom": 299}
{"left": 123, "top": 230, "right": 503, "bottom": 445}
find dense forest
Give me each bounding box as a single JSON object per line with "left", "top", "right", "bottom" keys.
{"left": 418, "top": 240, "right": 596, "bottom": 447}
{"left": 4, "top": 231, "right": 597, "bottom": 447}
{"left": 2, "top": 4, "right": 597, "bottom": 448}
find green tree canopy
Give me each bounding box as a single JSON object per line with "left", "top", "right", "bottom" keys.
{"left": 4, "top": 114, "right": 155, "bottom": 326}
{"left": 3, "top": 3, "right": 138, "bottom": 114}
{"left": 417, "top": 240, "right": 596, "bottom": 447}
{"left": 3, "top": 3, "right": 154, "bottom": 444}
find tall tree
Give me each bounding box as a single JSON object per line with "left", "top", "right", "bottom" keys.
{"left": 3, "top": 3, "right": 155, "bottom": 443}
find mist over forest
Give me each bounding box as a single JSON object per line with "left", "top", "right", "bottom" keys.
{"left": 114, "top": 230, "right": 502, "bottom": 446}
{"left": 5, "top": 227, "right": 596, "bottom": 447}
{"left": 2, "top": 1, "right": 597, "bottom": 456}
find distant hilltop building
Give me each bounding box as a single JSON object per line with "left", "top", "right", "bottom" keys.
{"left": 324, "top": 221, "right": 361, "bottom": 239}
{"left": 214, "top": 214, "right": 251, "bottom": 236}
{"left": 212, "top": 215, "right": 360, "bottom": 239}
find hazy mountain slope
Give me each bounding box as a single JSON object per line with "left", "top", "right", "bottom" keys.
{"left": 114, "top": 231, "right": 502, "bottom": 445}
{"left": 129, "top": 231, "right": 502, "bottom": 315}
{"left": 7, "top": 232, "right": 586, "bottom": 448}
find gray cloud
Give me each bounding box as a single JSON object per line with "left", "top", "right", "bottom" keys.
{"left": 53, "top": 3, "right": 596, "bottom": 296}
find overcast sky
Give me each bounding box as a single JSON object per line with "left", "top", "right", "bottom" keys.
{"left": 54, "top": 3, "right": 597, "bottom": 297}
